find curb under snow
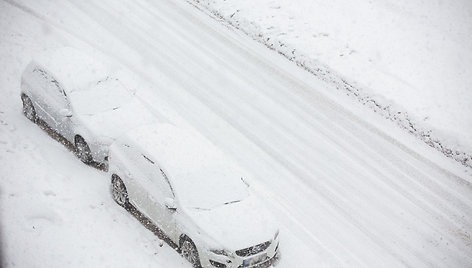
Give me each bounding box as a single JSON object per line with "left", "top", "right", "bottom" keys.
{"left": 187, "top": 0, "right": 472, "bottom": 169}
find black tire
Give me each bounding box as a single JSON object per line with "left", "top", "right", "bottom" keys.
{"left": 180, "top": 237, "right": 202, "bottom": 268}
{"left": 21, "top": 94, "right": 37, "bottom": 123}
{"left": 111, "top": 174, "right": 129, "bottom": 208}
{"left": 75, "top": 136, "right": 92, "bottom": 164}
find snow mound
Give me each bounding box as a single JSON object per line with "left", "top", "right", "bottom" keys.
{"left": 187, "top": 0, "right": 472, "bottom": 168}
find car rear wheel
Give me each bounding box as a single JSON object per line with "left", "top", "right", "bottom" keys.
{"left": 111, "top": 175, "right": 129, "bottom": 208}
{"left": 75, "top": 136, "right": 92, "bottom": 164}
{"left": 21, "top": 94, "right": 37, "bottom": 123}
{"left": 180, "top": 238, "right": 201, "bottom": 268}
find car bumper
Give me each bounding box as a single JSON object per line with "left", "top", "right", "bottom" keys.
{"left": 201, "top": 239, "right": 280, "bottom": 268}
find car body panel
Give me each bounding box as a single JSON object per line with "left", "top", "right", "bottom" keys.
{"left": 120, "top": 123, "right": 251, "bottom": 209}
{"left": 33, "top": 47, "right": 110, "bottom": 94}
{"left": 108, "top": 123, "right": 280, "bottom": 267}
{"left": 20, "top": 48, "right": 155, "bottom": 164}
{"left": 185, "top": 196, "right": 277, "bottom": 251}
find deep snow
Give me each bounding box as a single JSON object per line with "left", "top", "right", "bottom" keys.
{"left": 1, "top": 0, "right": 472, "bottom": 267}
{"left": 187, "top": 0, "right": 472, "bottom": 168}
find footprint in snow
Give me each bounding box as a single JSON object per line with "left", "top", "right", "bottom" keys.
{"left": 43, "top": 190, "right": 56, "bottom": 197}
{"left": 23, "top": 209, "right": 63, "bottom": 233}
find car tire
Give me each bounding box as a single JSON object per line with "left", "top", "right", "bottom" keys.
{"left": 21, "top": 94, "right": 37, "bottom": 123}
{"left": 75, "top": 136, "right": 92, "bottom": 164}
{"left": 111, "top": 174, "right": 129, "bottom": 208}
{"left": 180, "top": 237, "right": 202, "bottom": 268}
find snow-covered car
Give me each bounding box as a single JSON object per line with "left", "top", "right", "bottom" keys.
{"left": 108, "top": 123, "right": 280, "bottom": 268}
{"left": 20, "top": 47, "right": 155, "bottom": 165}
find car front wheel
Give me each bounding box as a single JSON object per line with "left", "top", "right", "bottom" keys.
{"left": 181, "top": 238, "right": 201, "bottom": 268}
{"left": 75, "top": 136, "right": 92, "bottom": 164}
{"left": 111, "top": 175, "right": 129, "bottom": 208}
{"left": 21, "top": 94, "right": 37, "bottom": 123}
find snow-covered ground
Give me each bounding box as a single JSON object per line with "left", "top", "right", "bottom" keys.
{"left": 1, "top": 0, "right": 472, "bottom": 267}
{"left": 188, "top": 0, "right": 472, "bottom": 167}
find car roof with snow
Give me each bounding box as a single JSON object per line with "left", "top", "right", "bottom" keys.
{"left": 32, "top": 47, "right": 110, "bottom": 92}
{"left": 118, "top": 123, "right": 250, "bottom": 209}
{"left": 69, "top": 77, "right": 135, "bottom": 115}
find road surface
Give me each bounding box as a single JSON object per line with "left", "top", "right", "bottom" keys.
{"left": 1, "top": 0, "right": 471, "bottom": 267}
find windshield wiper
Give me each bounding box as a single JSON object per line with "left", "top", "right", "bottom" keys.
{"left": 190, "top": 199, "right": 242, "bottom": 211}
{"left": 223, "top": 200, "right": 241, "bottom": 206}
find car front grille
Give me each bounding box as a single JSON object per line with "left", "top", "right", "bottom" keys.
{"left": 235, "top": 240, "right": 271, "bottom": 257}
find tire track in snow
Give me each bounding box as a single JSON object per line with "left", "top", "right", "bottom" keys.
{"left": 5, "top": 0, "right": 472, "bottom": 266}
{"left": 63, "top": 0, "right": 472, "bottom": 266}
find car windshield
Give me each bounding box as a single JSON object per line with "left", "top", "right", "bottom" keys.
{"left": 70, "top": 78, "right": 134, "bottom": 115}
{"left": 124, "top": 123, "right": 251, "bottom": 210}
{"left": 173, "top": 169, "right": 250, "bottom": 210}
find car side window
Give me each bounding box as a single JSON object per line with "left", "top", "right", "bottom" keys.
{"left": 31, "top": 68, "right": 49, "bottom": 90}
{"left": 32, "top": 68, "right": 69, "bottom": 108}
{"left": 140, "top": 153, "right": 174, "bottom": 198}
{"left": 120, "top": 144, "right": 174, "bottom": 199}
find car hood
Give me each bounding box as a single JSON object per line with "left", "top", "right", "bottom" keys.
{"left": 186, "top": 195, "right": 278, "bottom": 252}
{"left": 77, "top": 100, "right": 155, "bottom": 143}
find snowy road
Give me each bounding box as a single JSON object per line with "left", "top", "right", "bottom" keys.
{"left": 1, "top": 0, "right": 471, "bottom": 267}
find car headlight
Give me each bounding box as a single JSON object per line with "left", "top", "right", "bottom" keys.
{"left": 274, "top": 230, "right": 280, "bottom": 240}
{"left": 210, "top": 249, "right": 230, "bottom": 256}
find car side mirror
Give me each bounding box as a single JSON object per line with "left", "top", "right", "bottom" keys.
{"left": 59, "top": 108, "right": 73, "bottom": 118}
{"left": 164, "top": 197, "right": 177, "bottom": 212}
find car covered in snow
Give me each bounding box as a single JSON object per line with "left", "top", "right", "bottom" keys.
{"left": 20, "top": 47, "right": 155, "bottom": 165}
{"left": 108, "top": 123, "right": 280, "bottom": 268}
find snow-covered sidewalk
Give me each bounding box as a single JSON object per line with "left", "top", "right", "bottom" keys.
{"left": 188, "top": 0, "right": 472, "bottom": 167}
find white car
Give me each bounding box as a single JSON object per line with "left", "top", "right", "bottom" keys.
{"left": 20, "top": 48, "right": 155, "bottom": 165}
{"left": 108, "top": 123, "right": 280, "bottom": 268}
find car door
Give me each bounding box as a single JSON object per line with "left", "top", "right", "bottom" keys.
{"left": 31, "top": 68, "right": 72, "bottom": 136}
{"left": 114, "top": 143, "right": 148, "bottom": 209}
{"left": 29, "top": 67, "right": 56, "bottom": 127}
{"left": 145, "top": 159, "right": 177, "bottom": 237}
{"left": 131, "top": 152, "right": 177, "bottom": 235}
{"left": 47, "top": 78, "right": 75, "bottom": 140}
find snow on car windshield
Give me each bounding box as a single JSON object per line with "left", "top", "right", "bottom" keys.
{"left": 175, "top": 168, "right": 250, "bottom": 210}
{"left": 70, "top": 78, "right": 134, "bottom": 115}
{"left": 126, "top": 124, "right": 251, "bottom": 210}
